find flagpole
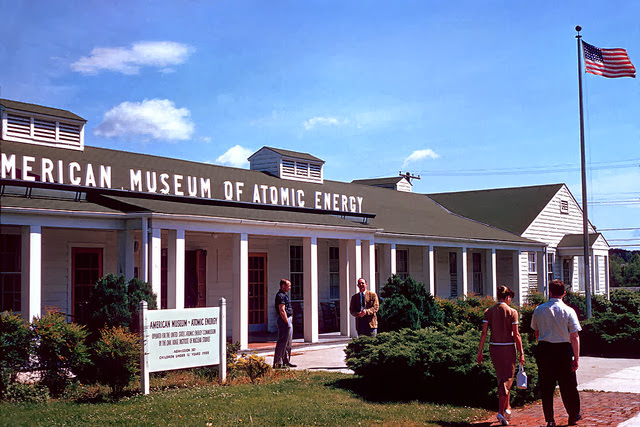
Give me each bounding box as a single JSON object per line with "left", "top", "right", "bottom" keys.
{"left": 575, "top": 25, "right": 592, "bottom": 319}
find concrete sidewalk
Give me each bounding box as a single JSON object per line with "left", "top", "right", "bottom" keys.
{"left": 252, "top": 343, "right": 640, "bottom": 426}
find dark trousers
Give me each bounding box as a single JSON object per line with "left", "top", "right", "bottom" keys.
{"left": 274, "top": 316, "right": 292, "bottom": 366}
{"left": 535, "top": 341, "right": 581, "bottom": 422}
{"left": 355, "top": 318, "right": 377, "bottom": 337}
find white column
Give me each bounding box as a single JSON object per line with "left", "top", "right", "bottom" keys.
{"left": 125, "top": 229, "right": 135, "bottom": 279}
{"left": 461, "top": 247, "right": 468, "bottom": 298}
{"left": 339, "top": 240, "right": 350, "bottom": 336}
{"left": 141, "top": 217, "right": 149, "bottom": 283}
{"left": 347, "top": 239, "right": 362, "bottom": 338}
{"left": 150, "top": 226, "right": 162, "bottom": 307}
{"left": 390, "top": 243, "right": 397, "bottom": 276}
{"left": 117, "top": 229, "right": 136, "bottom": 279}
{"left": 490, "top": 249, "right": 497, "bottom": 299}
{"left": 513, "top": 250, "right": 522, "bottom": 305}
{"left": 362, "top": 240, "right": 376, "bottom": 293}
{"left": 232, "top": 233, "right": 249, "bottom": 350}
{"left": 21, "top": 225, "right": 41, "bottom": 321}
{"left": 303, "top": 236, "right": 319, "bottom": 343}
{"left": 605, "top": 255, "right": 610, "bottom": 299}
{"left": 423, "top": 246, "right": 435, "bottom": 295}
{"left": 347, "top": 239, "right": 362, "bottom": 291}
{"left": 167, "top": 229, "right": 185, "bottom": 309}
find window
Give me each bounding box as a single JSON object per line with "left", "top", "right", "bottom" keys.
{"left": 396, "top": 249, "right": 409, "bottom": 280}
{"left": 472, "top": 253, "right": 483, "bottom": 295}
{"left": 449, "top": 251, "right": 458, "bottom": 298}
{"left": 1, "top": 234, "right": 21, "bottom": 312}
{"left": 547, "top": 253, "right": 555, "bottom": 283}
{"left": 560, "top": 200, "right": 569, "bottom": 214}
{"left": 562, "top": 258, "right": 573, "bottom": 286}
{"left": 328, "top": 247, "right": 340, "bottom": 300}
{"left": 528, "top": 252, "right": 537, "bottom": 274}
{"left": 290, "top": 245, "right": 303, "bottom": 300}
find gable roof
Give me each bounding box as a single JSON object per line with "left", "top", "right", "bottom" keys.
{"left": 557, "top": 233, "right": 603, "bottom": 248}
{"left": 1, "top": 140, "right": 540, "bottom": 246}
{"left": 428, "top": 183, "right": 565, "bottom": 235}
{"left": 351, "top": 177, "right": 409, "bottom": 186}
{"left": 248, "top": 146, "right": 324, "bottom": 163}
{"left": 0, "top": 99, "right": 85, "bottom": 122}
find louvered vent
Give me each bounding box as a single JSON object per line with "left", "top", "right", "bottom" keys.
{"left": 309, "top": 163, "right": 322, "bottom": 179}
{"left": 282, "top": 159, "right": 295, "bottom": 176}
{"left": 2, "top": 111, "right": 84, "bottom": 150}
{"left": 6, "top": 113, "right": 31, "bottom": 137}
{"left": 280, "top": 159, "right": 323, "bottom": 183}
{"left": 249, "top": 147, "right": 324, "bottom": 183}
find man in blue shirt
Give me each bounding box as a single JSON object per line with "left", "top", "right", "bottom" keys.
{"left": 531, "top": 279, "right": 582, "bottom": 427}
{"left": 273, "top": 279, "right": 296, "bottom": 369}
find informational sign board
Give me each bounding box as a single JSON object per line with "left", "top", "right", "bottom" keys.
{"left": 145, "top": 306, "right": 220, "bottom": 372}
{"left": 140, "top": 299, "right": 226, "bottom": 394}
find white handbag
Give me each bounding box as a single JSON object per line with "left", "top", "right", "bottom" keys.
{"left": 516, "top": 363, "right": 528, "bottom": 389}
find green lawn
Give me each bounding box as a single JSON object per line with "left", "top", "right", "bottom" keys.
{"left": 0, "top": 371, "right": 491, "bottom": 426}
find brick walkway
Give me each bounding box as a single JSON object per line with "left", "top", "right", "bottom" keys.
{"left": 474, "top": 391, "right": 640, "bottom": 426}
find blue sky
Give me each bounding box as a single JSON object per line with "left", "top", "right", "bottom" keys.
{"left": 2, "top": 0, "right": 639, "bottom": 248}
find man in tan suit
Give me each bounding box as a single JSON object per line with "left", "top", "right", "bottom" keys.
{"left": 349, "top": 278, "right": 379, "bottom": 337}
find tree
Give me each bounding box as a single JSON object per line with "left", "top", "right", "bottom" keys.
{"left": 378, "top": 275, "right": 443, "bottom": 332}
{"left": 87, "top": 274, "right": 157, "bottom": 337}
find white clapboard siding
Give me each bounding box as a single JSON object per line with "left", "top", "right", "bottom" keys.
{"left": 522, "top": 185, "right": 595, "bottom": 246}
{"left": 396, "top": 179, "right": 412, "bottom": 192}
{"left": 249, "top": 149, "right": 280, "bottom": 176}
{"left": 519, "top": 251, "right": 530, "bottom": 302}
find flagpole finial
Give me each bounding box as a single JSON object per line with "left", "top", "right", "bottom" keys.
{"left": 575, "top": 25, "right": 582, "bottom": 39}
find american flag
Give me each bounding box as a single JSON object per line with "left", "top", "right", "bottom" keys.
{"left": 582, "top": 41, "right": 636, "bottom": 78}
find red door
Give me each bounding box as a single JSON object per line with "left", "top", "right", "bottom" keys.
{"left": 248, "top": 253, "right": 267, "bottom": 329}
{"left": 72, "top": 247, "right": 103, "bottom": 324}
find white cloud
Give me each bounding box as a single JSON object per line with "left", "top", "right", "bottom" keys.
{"left": 216, "top": 145, "right": 254, "bottom": 168}
{"left": 71, "top": 41, "right": 193, "bottom": 75}
{"left": 402, "top": 149, "right": 440, "bottom": 167}
{"left": 303, "top": 116, "right": 348, "bottom": 130}
{"left": 94, "top": 99, "right": 194, "bottom": 141}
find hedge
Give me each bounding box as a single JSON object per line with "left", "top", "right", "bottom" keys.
{"left": 345, "top": 325, "right": 538, "bottom": 408}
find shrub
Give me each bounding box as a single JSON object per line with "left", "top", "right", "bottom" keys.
{"left": 3, "top": 383, "right": 49, "bottom": 404}
{"left": 610, "top": 288, "right": 640, "bottom": 315}
{"left": 235, "top": 353, "right": 270, "bottom": 383}
{"left": 87, "top": 274, "right": 157, "bottom": 336}
{"left": 0, "top": 311, "right": 32, "bottom": 398}
{"left": 519, "top": 303, "right": 537, "bottom": 339}
{"left": 591, "top": 294, "right": 612, "bottom": 314}
{"left": 93, "top": 326, "right": 140, "bottom": 397}
{"left": 436, "top": 294, "right": 496, "bottom": 329}
{"left": 345, "top": 325, "right": 538, "bottom": 408}
{"left": 378, "top": 275, "right": 443, "bottom": 332}
{"left": 525, "top": 291, "right": 546, "bottom": 306}
{"left": 563, "top": 290, "right": 586, "bottom": 320}
{"left": 580, "top": 312, "right": 640, "bottom": 358}
{"left": 31, "top": 312, "right": 90, "bottom": 397}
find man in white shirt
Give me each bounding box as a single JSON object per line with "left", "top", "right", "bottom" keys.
{"left": 531, "top": 279, "right": 582, "bottom": 427}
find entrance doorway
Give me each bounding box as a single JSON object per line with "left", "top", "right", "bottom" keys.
{"left": 185, "top": 249, "right": 206, "bottom": 308}
{"left": 248, "top": 253, "right": 267, "bottom": 331}
{"left": 72, "top": 247, "right": 103, "bottom": 324}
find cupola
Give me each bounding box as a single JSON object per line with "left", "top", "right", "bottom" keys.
{"left": 248, "top": 146, "right": 324, "bottom": 184}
